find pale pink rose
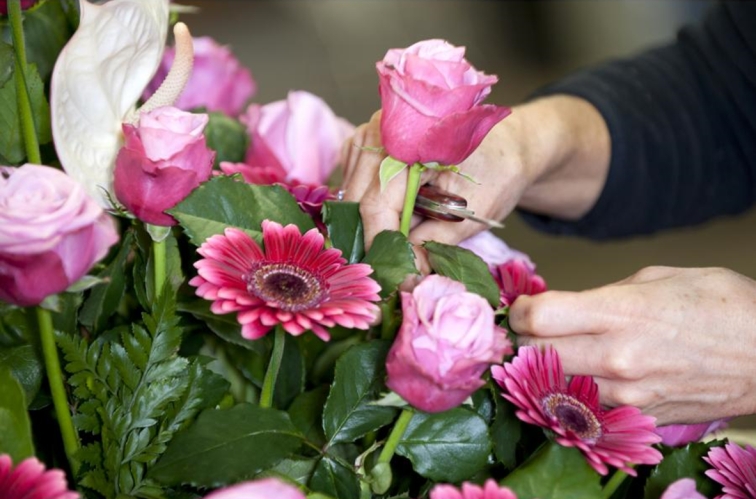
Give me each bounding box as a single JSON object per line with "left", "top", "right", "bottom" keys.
{"left": 386, "top": 275, "right": 512, "bottom": 413}
{"left": 660, "top": 478, "right": 706, "bottom": 499}
{"left": 655, "top": 419, "right": 729, "bottom": 446}
{"left": 376, "top": 39, "right": 511, "bottom": 165}
{"left": 204, "top": 478, "right": 305, "bottom": 499}
{"left": 458, "top": 231, "right": 535, "bottom": 270}
{"left": 237, "top": 90, "right": 354, "bottom": 185}
{"left": 144, "top": 36, "right": 256, "bottom": 116}
{"left": 0, "top": 165, "right": 119, "bottom": 306}
{"left": 114, "top": 106, "right": 215, "bottom": 226}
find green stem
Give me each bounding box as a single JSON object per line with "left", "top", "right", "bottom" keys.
{"left": 601, "top": 469, "right": 629, "bottom": 499}
{"left": 399, "top": 163, "right": 424, "bottom": 237}
{"left": 259, "top": 326, "right": 286, "bottom": 408}
{"left": 377, "top": 409, "right": 413, "bottom": 464}
{"left": 152, "top": 237, "right": 166, "bottom": 299}
{"left": 8, "top": 0, "right": 41, "bottom": 164}
{"left": 36, "top": 307, "right": 80, "bottom": 475}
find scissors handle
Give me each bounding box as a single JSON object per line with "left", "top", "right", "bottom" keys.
{"left": 414, "top": 184, "right": 505, "bottom": 229}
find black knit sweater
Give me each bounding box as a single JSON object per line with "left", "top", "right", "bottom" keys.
{"left": 521, "top": 2, "right": 756, "bottom": 239}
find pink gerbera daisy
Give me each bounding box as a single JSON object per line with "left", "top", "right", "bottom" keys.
{"left": 704, "top": 442, "right": 756, "bottom": 499}
{"left": 0, "top": 455, "right": 78, "bottom": 499}
{"left": 493, "top": 259, "right": 547, "bottom": 307}
{"left": 430, "top": 479, "right": 519, "bottom": 499}
{"left": 491, "top": 345, "right": 662, "bottom": 475}
{"left": 190, "top": 220, "right": 381, "bottom": 341}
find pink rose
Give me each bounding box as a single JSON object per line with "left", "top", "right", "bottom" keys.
{"left": 144, "top": 36, "right": 256, "bottom": 116}
{"left": 233, "top": 90, "right": 354, "bottom": 186}
{"left": 114, "top": 106, "right": 215, "bottom": 226}
{"left": 204, "top": 478, "right": 305, "bottom": 499}
{"left": 386, "top": 275, "right": 512, "bottom": 413}
{"left": 494, "top": 259, "right": 547, "bottom": 307}
{"left": 0, "top": 165, "right": 119, "bottom": 306}
{"left": 458, "top": 231, "right": 535, "bottom": 270}
{"left": 376, "top": 39, "right": 511, "bottom": 165}
{"left": 660, "top": 478, "right": 705, "bottom": 499}
{"left": 0, "top": 0, "right": 36, "bottom": 16}
{"left": 655, "top": 419, "right": 729, "bottom": 447}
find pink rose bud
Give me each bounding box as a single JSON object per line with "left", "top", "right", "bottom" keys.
{"left": 458, "top": 231, "right": 535, "bottom": 270}
{"left": 0, "top": 165, "right": 119, "bottom": 306}
{"left": 144, "top": 36, "right": 256, "bottom": 117}
{"left": 376, "top": 39, "right": 511, "bottom": 165}
{"left": 233, "top": 90, "right": 354, "bottom": 186}
{"left": 660, "top": 478, "right": 706, "bottom": 499}
{"left": 204, "top": 478, "right": 305, "bottom": 499}
{"left": 493, "top": 259, "right": 547, "bottom": 307}
{"left": 114, "top": 106, "right": 215, "bottom": 226}
{"left": 386, "top": 275, "right": 512, "bottom": 413}
{"left": 655, "top": 419, "right": 729, "bottom": 446}
{"left": 0, "top": 0, "right": 36, "bottom": 16}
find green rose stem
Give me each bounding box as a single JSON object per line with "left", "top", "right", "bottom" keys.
{"left": 9, "top": 0, "right": 41, "bottom": 164}
{"left": 376, "top": 408, "right": 414, "bottom": 465}
{"left": 259, "top": 326, "right": 286, "bottom": 408}
{"left": 601, "top": 469, "right": 630, "bottom": 499}
{"left": 152, "top": 237, "right": 166, "bottom": 299}
{"left": 399, "top": 163, "right": 424, "bottom": 236}
{"left": 36, "top": 307, "right": 80, "bottom": 475}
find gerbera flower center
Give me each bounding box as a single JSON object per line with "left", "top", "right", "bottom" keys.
{"left": 542, "top": 393, "right": 603, "bottom": 440}
{"left": 247, "top": 262, "right": 326, "bottom": 312}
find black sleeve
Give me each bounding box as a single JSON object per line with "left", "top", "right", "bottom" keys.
{"left": 519, "top": 2, "right": 756, "bottom": 240}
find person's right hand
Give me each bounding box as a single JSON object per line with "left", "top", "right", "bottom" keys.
{"left": 340, "top": 96, "right": 612, "bottom": 271}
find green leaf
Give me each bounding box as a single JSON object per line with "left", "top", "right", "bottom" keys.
{"left": 362, "top": 230, "right": 418, "bottom": 299}
{"left": 322, "top": 341, "right": 397, "bottom": 446}
{"left": 643, "top": 441, "right": 724, "bottom": 499}
{"left": 310, "top": 455, "right": 361, "bottom": 499}
{"left": 396, "top": 407, "right": 490, "bottom": 482}
{"left": 0, "top": 51, "right": 51, "bottom": 162}
{"left": 424, "top": 241, "right": 500, "bottom": 307}
{"left": 0, "top": 367, "right": 34, "bottom": 461}
{"left": 256, "top": 456, "right": 318, "bottom": 486}
{"left": 79, "top": 230, "right": 133, "bottom": 333}
{"left": 289, "top": 386, "right": 329, "bottom": 447}
{"left": 203, "top": 111, "right": 249, "bottom": 167}
{"left": 15, "top": 0, "right": 73, "bottom": 81}
{"left": 274, "top": 333, "right": 305, "bottom": 409}
{"left": 379, "top": 156, "right": 408, "bottom": 192}
{"left": 491, "top": 388, "right": 521, "bottom": 469}
{"left": 170, "top": 175, "right": 315, "bottom": 247}
{"left": 149, "top": 404, "right": 304, "bottom": 487}
{"left": 178, "top": 299, "right": 266, "bottom": 355}
{"left": 501, "top": 442, "right": 603, "bottom": 499}
{"left": 0, "top": 345, "right": 43, "bottom": 405}
{"left": 322, "top": 201, "right": 364, "bottom": 264}
{"left": 0, "top": 42, "right": 12, "bottom": 87}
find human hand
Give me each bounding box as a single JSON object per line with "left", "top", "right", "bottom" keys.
{"left": 509, "top": 266, "right": 756, "bottom": 425}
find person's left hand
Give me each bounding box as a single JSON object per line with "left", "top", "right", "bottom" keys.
{"left": 509, "top": 266, "right": 756, "bottom": 425}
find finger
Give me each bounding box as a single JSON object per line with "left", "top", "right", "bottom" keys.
{"left": 358, "top": 171, "right": 407, "bottom": 249}
{"left": 342, "top": 129, "right": 385, "bottom": 202}
{"left": 409, "top": 218, "right": 486, "bottom": 248}
{"left": 508, "top": 290, "right": 620, "bottom": 337}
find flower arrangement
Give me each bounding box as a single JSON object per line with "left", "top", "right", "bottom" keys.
{"left": 0, "top": 1, "right": 750, "bottom": 498}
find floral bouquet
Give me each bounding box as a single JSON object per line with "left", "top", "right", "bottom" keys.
{"left": 0, "top": 1, "right": 750, "bottom": 498}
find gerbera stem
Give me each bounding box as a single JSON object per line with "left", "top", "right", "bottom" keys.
{"left": 9, "top": 0, "right": 42, "bottom": 164}
{"left": 152, "top": 237, "right": 166, "bottom": 299}
{"left": 399, "top": 163, "right": 424, "bottom": 237}
{"left": 36, "top": 307, "right": 80, "bottom": 475}
{"left": 377, "top": 408, "right": 414, "bottom": 465}
{"left": 601, "top": 469, "right": 629, "bottom": 499}
{"left": 259, "top": 326, "right": 286, "bottom": 408}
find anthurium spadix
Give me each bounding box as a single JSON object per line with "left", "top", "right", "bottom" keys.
{"left": 51, "top": 0, "right": 194, "bottom": 208}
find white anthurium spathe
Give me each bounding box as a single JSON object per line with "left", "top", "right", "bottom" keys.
{"left": 51, "top": 0, "right": 193, "bottom": 208}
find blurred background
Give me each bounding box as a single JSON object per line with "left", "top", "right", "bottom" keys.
{"left": 184, "top": 0, "right": 756, "bottom": 429}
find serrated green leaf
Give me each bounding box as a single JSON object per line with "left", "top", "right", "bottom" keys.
{"left": 396, "top": 407, "right": 490, "bottom": 482}
{"left": 170, "top": 176, "right": 315, "bottom": 247}
{"left": 491, "top": 388, "right": 521, "bottom": 469}
{"left": 289, "top": 387, "right": 329, "bottom": 447}
{"left": 310, "top": 455, "right": 361, "bottom": 499}
{"left": 203, "top": 111, "right": 249, "bottom": 167}
{"left": 322, "top": 201, "right": 364, "bottom": 264}
{"left": 256, "top": 456, "right": 318, "bottom": 486}
{"left": 149, "top": 404, "right": 304, "bottom": 487}
{"left": 0, "top": 345, "right": 42, "bottom": 405}
{"left": 379, "top": 156, "right": 408, "bottom": 192}
{"left": 323, "top": 341, "right": 397, "bottom": 445}
{"left": 424, "top": 241, "right": 500, "bottom": 307}
{"left": 644, "top": 440, "right": 724, "bottom": 499}
{"left": 0, "top": 367, "right": 34, "bottom": 461}
{"left": 501, "top": 442, "right": 602, "bottom": 499}
{"left": 362, "top": 230, "right": 418, "bottom": 298}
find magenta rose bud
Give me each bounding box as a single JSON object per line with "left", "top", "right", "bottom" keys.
{"left": 655, "top": 419, "right": 729, "bottom": 446}
{"left": 234, "top": 90, "right": 354, "bottom": 186}
{"left": 376, "top": 39, "right": 512, "bottom": 165}
{"left": 0, "top": 165, "right": 119, "bottom": 307}
{"left": 114, "top": 106, "right": 215, "bottom": 226}
{"left": 0, "top": 0, "right": 36, "bottom": 16}
{"left": 386, "top": 275, "right": 512, "bottom": 413}
{"left": 204, "top": 478, "right": 305, "bottom": 499}
{"left": 144, "top": 36, "right": 256, "bottom": 116}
